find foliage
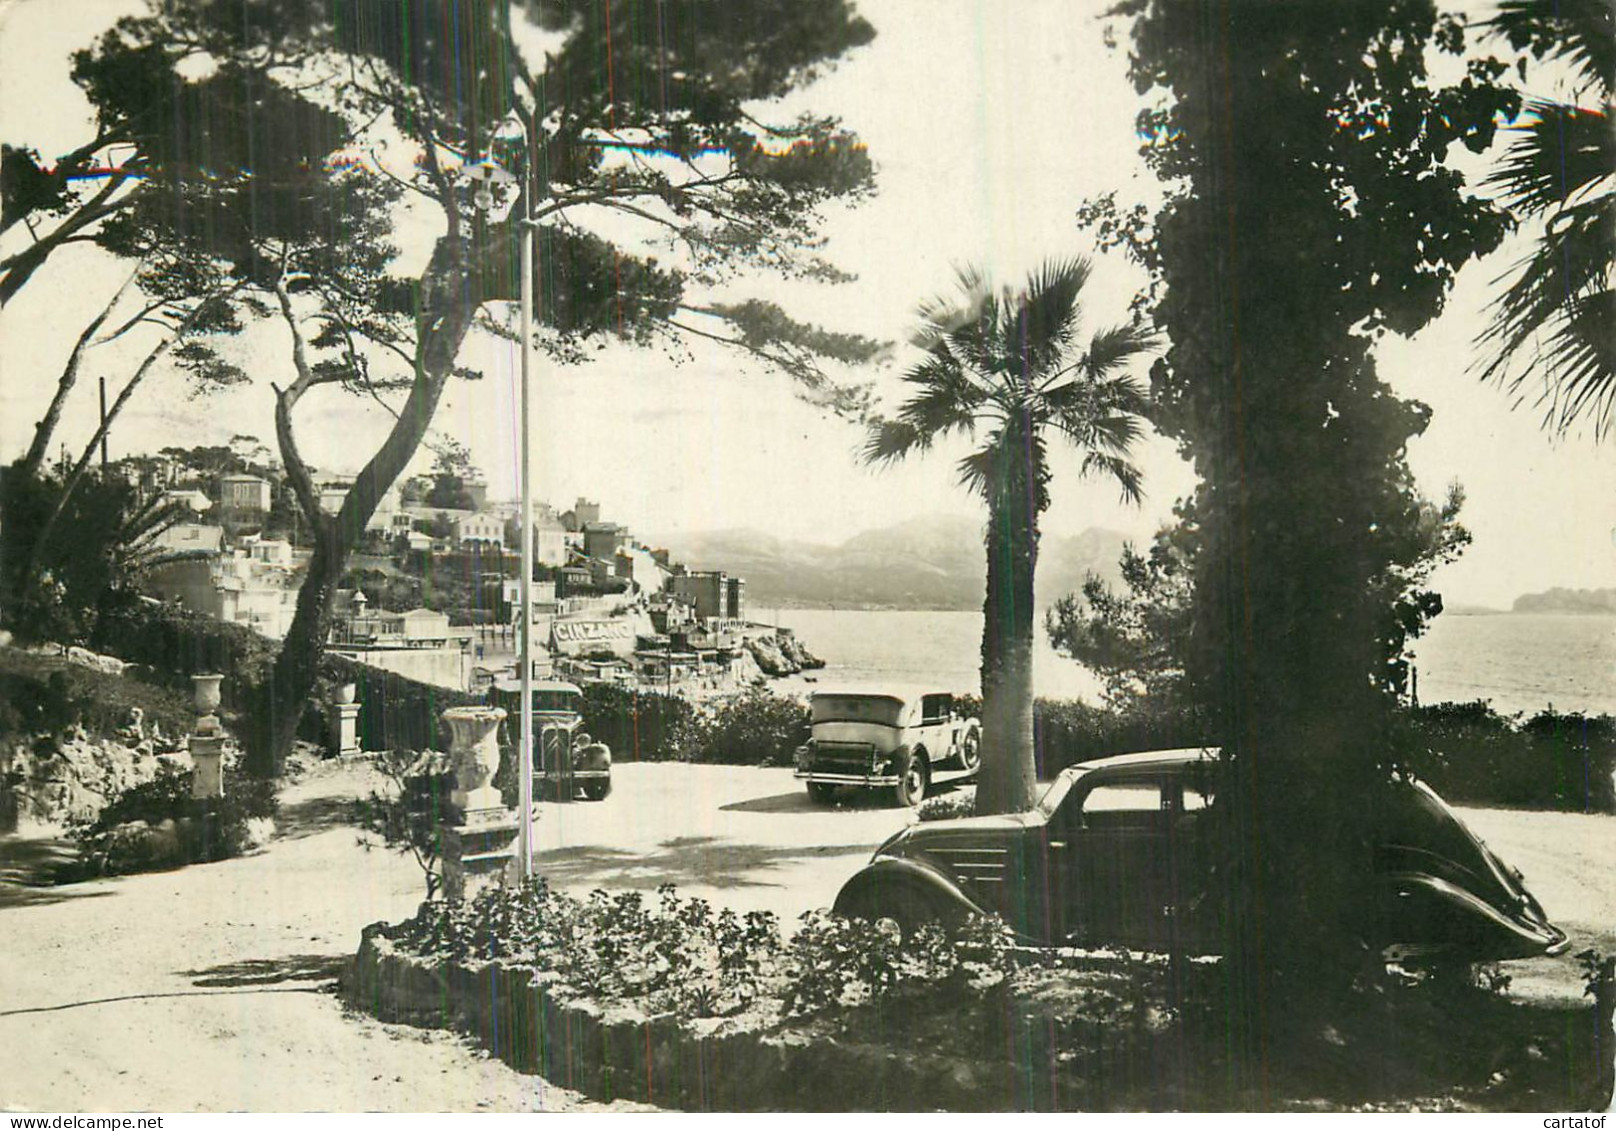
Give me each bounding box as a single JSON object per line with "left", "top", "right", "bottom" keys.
{"left": 377, "top": 873, "right": 1610, "bottom": 1108}
{"left": 0, "top": 465, "right": 182, "bottom": 646}
{"left": 575, "top": 683, "right": 700, "bottom": 763}
{"left": 864, "top": 258, "right": 1153, "bottom": 814}
{"left": 67, "top": 762, "right": 278, "bottom": 876}
{"left": 571, "top": 683, "right": 808, "bottom": 766}
{"left": 684, "top": 688, "right": 810, "bottom": 766}
{"left": 423, "top": 439, "right": 482, "bottom": 511}
{"left": 0, "top": 645, "right": 194, "bottom": 744}
{"left": 1099, "top": 0, "right": 1526, "bottom": 1035}
{"left": 1047, "top": 507, "right": 1198, "bottom": 714}
{"left": 352, "top": 748, "right": 453, "bottom": 900}
{"left": 395, "top": 881, "right": 785, "bottom": 1019}
{"left": 1475, "top": 0, "right": 1616, "bottom": 437}
{"left": 917, "top": 789, "right": 978, "bottom": 822}
{"left": 389, "top": 879, "right": 1035, "bottom": 1022}
{"left": 1050, "top": 485, "right": 1470, "bottom": 710}
{"left": 1397, "top": 700, "right": 1616, "bottom": 814}
{"left": 41, "top": 0, "right": 884, "bottom": 777}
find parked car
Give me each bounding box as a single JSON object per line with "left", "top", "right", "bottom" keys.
{"left": 834, "top": 748, "right": 1568, "bottom": 963}
{"left": 794, "top": 688, "right": 980, "bottom": 807}
{"left": 489, "top": 679, "right": 612, "bottom": 801}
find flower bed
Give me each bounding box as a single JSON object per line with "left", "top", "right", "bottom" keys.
{"left": 348, "top": 881, "right": 1613, "bottom": 1111}
{"left": 351, "top": 888, "right": 1195, "bottom": 1111}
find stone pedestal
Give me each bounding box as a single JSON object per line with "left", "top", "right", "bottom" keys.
{"left": 330, "top": 702, "right": 360, "bottom": 758}
{"left": 189, "top": 723, "right": 225, "bottom": 799}
{"left": 189, "top": 673, "right": 227, "bottom": 800}
{"left": 441, "top": 808, "right": 521, "bottom": 903}
{"left": 439, "top": 706, "right": 515, "bottom": 902}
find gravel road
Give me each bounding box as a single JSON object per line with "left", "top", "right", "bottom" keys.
{"left": 0, "top": 762, "right": 653, "bottom": 1113}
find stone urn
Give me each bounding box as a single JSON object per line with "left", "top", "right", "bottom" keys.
{"left": 336, "top": 682, "right": 357, "bottom": 705}
{"left": 191, "top": 674, "right": 224, "bottom": 715}
{"left": 443, "top": 706, "right": 507, "bottom": 817}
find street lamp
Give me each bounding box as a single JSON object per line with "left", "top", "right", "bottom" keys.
{"left": 471, "top": 113, "right": 536, "bottom": 880}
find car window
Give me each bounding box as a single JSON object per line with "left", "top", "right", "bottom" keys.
{"left": 811, "top": 696, "right": 904, "bottom": 727}
{"left": 920, "top": 694, "right": 951, "bottom": 725}
{"left": 1183, "top": 783, "right": 1213, "bottom": 811}
{"left": 1081, "top": 783, "right": 1165, "bottom": 814}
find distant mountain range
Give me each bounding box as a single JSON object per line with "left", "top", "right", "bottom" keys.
{"left": 648, "top": 515, "right": 1131, "bottom": 611}
{"left": 1512, "top": 587, "right": 1616, "bottom": 615}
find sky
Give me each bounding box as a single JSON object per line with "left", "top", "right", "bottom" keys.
{"left": 1, "top": 0, "right": 1612, "bottom": 610}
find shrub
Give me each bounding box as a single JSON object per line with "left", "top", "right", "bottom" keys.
{"left": 578, "top": 683, "right": 698, "bottom": 762}
{"left": 351, "top": 748, "right": 454, "bottom": 899}
{"left": 388, "top": 879, "right": 1040, "bottom": 1025}
{"left": 572, "top": 684, "right": 808, "bottom": 766}
{"left": 1396, "top": 701, "right": 1616, "bottom": 814}
{"left": 0, "top": 646, "right": 194, "bottom": 744}
{"left": 394, "top": 881, "right": 786, "bottom": 1019}
{"left": 1033, "top": 697, "right": 1209, "bottom": 778}
{"left": 917, "top": 789, "right": 977, "bottom": 822}
{"left": 68, "top": 762, "right": 279, "bottom": 876}
{"left": 685, "top": 689, "right": 809, "bottom": 766}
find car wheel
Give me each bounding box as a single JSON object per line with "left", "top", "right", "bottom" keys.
{"left": 894, "top": 750, "right": 928, "bottom": 807}
{"left": 848, "top": 886, "right": 938, "bottom": 941}
{"left": 957, "top": 728, "right": 981, "bottom": 773}
{"left": 581, "top": 778, "right": 611, "bottom": 802}
{"left": 806, "top": 781, "right": 838, "bottom": 805}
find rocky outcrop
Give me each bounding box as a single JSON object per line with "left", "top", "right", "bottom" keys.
{"left": 1, "top": 715, "right": 184, "bottom": 833}
{"left": 744, "top": 630, "right": 826, "bottom": 678}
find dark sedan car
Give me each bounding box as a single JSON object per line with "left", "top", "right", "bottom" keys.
{"left": 833, "top": 749, "right": 1567, "bottom": 963}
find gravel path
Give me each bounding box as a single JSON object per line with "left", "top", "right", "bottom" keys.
{"left": 0, "top": 762, "right": 653, "bottom": 1113}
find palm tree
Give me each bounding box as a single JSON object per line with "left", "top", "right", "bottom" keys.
{"left": 866, "top": 258, "right": 1153, "bottom": 814}
{"left": 1478, "top": 0, "right": 1615, "bottom": 437}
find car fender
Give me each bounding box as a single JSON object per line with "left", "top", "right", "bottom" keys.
{"left": 575, "top": 742, "right": 611, "bottom": 772}
{"left": 1384, "top": 871, "right": 1568, "bottom": 959}
{"left": 833, "top": 855, "right": 987, "bottom": 923}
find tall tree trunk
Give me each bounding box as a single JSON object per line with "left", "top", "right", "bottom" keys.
{"left": 977, "top": 490, "right": 1039, "bottom": 816}
{"left": 243, "top": 240, "right": 479, "bottom": 777}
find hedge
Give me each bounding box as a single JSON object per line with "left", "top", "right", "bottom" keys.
{"left": 1028, "top": 697, "right": 1616, "bottom": 815}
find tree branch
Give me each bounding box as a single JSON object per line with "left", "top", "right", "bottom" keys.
{"left": 0, "top": 174, "right": 135, "bottom": 305}
{"left": 20, "top": 268, "right": 139, "bottom": 478}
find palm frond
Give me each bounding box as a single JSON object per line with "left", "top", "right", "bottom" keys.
{"left": 1046, "top": 371, "right": 1150, "bottom": 435}
{"left": 896, "top": 353, "right": 987, "bottom": 438}
{"left": 1478, "top": 190, "right": 1613, "bottom": 387}
{"left": 1540, "top": 285, "right": 1616, "bottom": 437}
{"left": 955, "top": 442, "right": 998, "bottom": 502}
{"left": 863, "top": 418, "right": 932, "bottom": 466}
{"left": 1079, "top": 322, "right": 1160, "bottom": 380}
{"left": 1013, "top": 257, "right": 1092, "bottom": 381}
{"left": 1080, "top": 451, "right": 1145, "bottom": 506}
{"left": 1485, "top": 0, "right": 1615, "bottom": 98}
{"left": 1485, "top": 100, "right": 1615, "bottom": 216}
{"left": 912, "top": 262, "right": 993, "bottom": 349}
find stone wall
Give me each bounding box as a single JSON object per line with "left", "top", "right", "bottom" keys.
{"left": 1, "top": 723, "right": 182, "bottom": 833}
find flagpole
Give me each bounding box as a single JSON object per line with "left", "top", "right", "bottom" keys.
{"left": 517, "top": 125, "right": 536, "bottom": 881}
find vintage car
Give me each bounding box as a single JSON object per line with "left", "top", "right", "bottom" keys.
{"left": 794, "top": 688, "right": 981, "bottom": 807}
{"left": 489, "top": 679, "right": 612, "bottom": 801}
{"left": 833, "top": 748, "right": 1568, "bottom": 963}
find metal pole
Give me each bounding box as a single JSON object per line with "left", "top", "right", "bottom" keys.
{"left": 99, "top": 377, "right": 109, "bottom": 469}
{"left": 517, "top": 129, "right": 536, "bottom": 881}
